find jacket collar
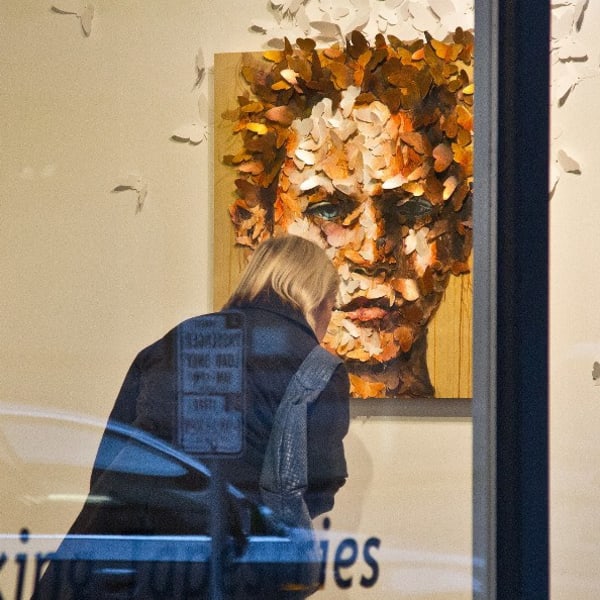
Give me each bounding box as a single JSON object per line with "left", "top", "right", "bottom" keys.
{"left": 236, "top": 291, "right": 316, "bottom": 339}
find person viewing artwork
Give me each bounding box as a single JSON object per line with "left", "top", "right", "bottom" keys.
{"left": 219, "top": 29, "right": 473, "bottom": 399}
{"left": 33, "top": 235, "right": 349, "bottom": 599}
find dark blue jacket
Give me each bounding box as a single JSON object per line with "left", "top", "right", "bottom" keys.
{"left": 89, "top": 293, "right": 349, "bottom": 523}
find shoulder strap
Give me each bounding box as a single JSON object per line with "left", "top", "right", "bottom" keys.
{"left": 259, "top": 346, "right": 341, "bottom": 528}
{"left": 284, "top": 345, "right": 342, "bottom": 405}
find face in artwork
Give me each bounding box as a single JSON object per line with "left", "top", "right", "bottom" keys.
{"left": 271, "top": 89, "right": 470, "bottom": 396}
{"left": 222, "top": 31, "right": 474, "bottom": 397}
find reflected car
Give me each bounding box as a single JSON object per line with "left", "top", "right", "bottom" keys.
{"left": 0, "top": 405, "right": 320, "bottom": 600}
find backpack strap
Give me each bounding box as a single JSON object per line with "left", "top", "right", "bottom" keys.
{"left": 259, "top": 346, "right": 341, "bottom": 529}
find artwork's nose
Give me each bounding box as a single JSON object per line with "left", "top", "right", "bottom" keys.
{"left": 345, "top": 201, "right": 397, "bottom": 274}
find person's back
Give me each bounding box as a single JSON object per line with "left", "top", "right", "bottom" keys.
{"left": 33, "top": 235, "right": 350, "bottom": 599}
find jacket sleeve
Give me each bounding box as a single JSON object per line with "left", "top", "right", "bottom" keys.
{"left": 305, "top": 363, "right": 350, "bottom": 518}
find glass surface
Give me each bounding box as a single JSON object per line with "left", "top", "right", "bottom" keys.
{"left": 0, "top": 2, "right": 475, "bottom": 598}
{"left": 0, "top": 405, "right": 472, "bottom": 599}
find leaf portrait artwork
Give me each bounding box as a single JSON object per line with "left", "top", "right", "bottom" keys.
{"left": 213, "top": 30, "right": 473, "bottom": 400}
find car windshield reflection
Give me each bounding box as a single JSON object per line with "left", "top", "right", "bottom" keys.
{"left": 0, "top": 405, "right": 319, "bottom": 600}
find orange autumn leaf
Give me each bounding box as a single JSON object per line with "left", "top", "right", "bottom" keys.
{"left": 349, "top": 374, "right": 386, "bottom": 399}
{"left": 433, "top": 143, "right": 453, "bottom": 172}
{"left": 411, "top": 47, "right": 425, "bottom": 61}
{"left": 400, "top": 131, "right": 431, "bottom": 155}
{"left": 430, "top": 39, "right": 463, "bottom": 62}
{"left": 271, "top": 80, "right": 292, "bottom": 91}
{"left": 451, "top": 143, "right": 472, "bottom": 173}
{"left": 241, "top": 101, "right": 265, "bottom": 113}
{"left": 456, "top": 104, "right": 473, "bottom": 132}
{"left": 328, "top": 61, "right": 353, "bottom": 89}
{"left": 394, "top": 325, "right": 414, "bottom": 353}
{"left": 377, "top": 339, "right": 400, "bottom": 363}
{"left": 264, "top": 105, "right": 295, "bottom": 125}
{"left": 263, "top": 50, "right": 283, "bottom": 63}
{"left": 238, "top": 161, "right": 264, "bottom": 175}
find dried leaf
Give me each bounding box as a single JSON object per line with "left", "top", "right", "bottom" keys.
{"left": 241, "top": 101, "right": 265, "bottom": 113}
{"left": 348, "top": 374, "right": 386, "bottom": 399}
{"left": 433, "top": 143, "right": 453, "bottom": 172}
{"left": 264, "top": 105, "right": 295, "bottom": 125}
{"left": 246, "top": 122, "right": 269, "bottom": 135}
{"left": 263, "top": 50, "right": 284, "bottom": 62}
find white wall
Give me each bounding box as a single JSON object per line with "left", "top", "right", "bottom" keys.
{"left": 2, "top": 2, "right": 475, "bottom": 599}
{"left": 550, "top": 2, "right": 600, "bottom": 597}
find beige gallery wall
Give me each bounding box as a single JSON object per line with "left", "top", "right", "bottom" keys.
{"left": 2, "top": 2, "right": 475, "bottom": 599}
{"left": 549, "top": 1, "right": 600, "bottom": 597}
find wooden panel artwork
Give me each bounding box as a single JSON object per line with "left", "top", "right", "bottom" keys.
{"left": 213, "top": 47, "right": 473, "bottom": 400}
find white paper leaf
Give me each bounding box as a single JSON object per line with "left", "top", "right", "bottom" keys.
{"left": 281, "top": 68, "right": 299, "bottom": 84}
{"left": 53, "top": 1, "right": 94, "bottom": 36}
{"left": 52, "top": 0, "right": 83, "bottom": 15}
{"left": 271, "top": 0, "right": 302, "bottom": 15}
{"left": 332, "top": 178, "right": 357, "bottom": 195}
{"left": 557, "top": 37, "right": 588, "bottom": 62}
{"left": 195, "top": 47, "right": 206, "bottom": 86}
{"left": 249, "top": 19, "right": 273, "bottom": 33}
{"left": 292, "top": 117, "right": 313, "bottom": 140}
{"left": 557, "top": 149, "right": 581, "bottom": 173}
{"left": 382, "top": 174, "right": 408, "bottom": 190}
{"left": 407, "top": 2, "right": 438, "bottom": 31}
{"left": 295, "top": 147, "right": 316, "bottom": 165}
{"left": 429, "top": 0, "right": 455, "bottom": 20}
{"left": 332, "top": 6, "right": 350, "bottom": 19}
{"left": 376, "top": 16, "right": 388, "bottom": 33}
{"left": 574, "top": 0, "right": 589, "bottom": 31}
{"left": 295, "top": 7, "right": 311, "bottom": 34}
{"left": 346, "top": 0, "right": 371, "bottom": 33}
{"left": 404, "top": 229, "right": 417, "bottom": 254}
{"left": 415, "top": 227, "right": 430, "bottom": 257}
{"left": 310, "top": 20, "right": 343, "bottom": 41}
{"left": 172, "top": 122, "right": 208, "bottom": 145}
{"left": 549, "top": 161, "right": 560, "bottom": 197}
{"left": 112, "top": 174, "right": 148, "bottom": 212}
{"left": 300, "top": 174, "right": 330, "bottom": 191}
{"left": 552, "top": 64, "right": 577, "bottom": 105}
{"left": 288, "top": 0, "right": 304, "bottom": 14}
{"left": 339, "top": 86, "right": 361, "bottom": 118}
{"left": 552, "top": 8, "right": 574, "bottom": 41}
{"left": 80, "top": 4, "right": 93, "bottom": 36}
{"left": 379, "top": 6, "right": 399, "bottom": 27}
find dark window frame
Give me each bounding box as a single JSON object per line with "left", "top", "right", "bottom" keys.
{"left": 473, "top": 2, "right": 550, "bottom": 599}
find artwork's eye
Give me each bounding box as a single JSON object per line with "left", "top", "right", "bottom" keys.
{"left": 395, "top": 197, "right": 435, "bottom": 223}
{"left": 305, "top": 201, "right": 343, "bottom": 221}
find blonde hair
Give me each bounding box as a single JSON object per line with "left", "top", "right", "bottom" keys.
{"left": 224, "top": 235, "right": 339, "bottom": 331}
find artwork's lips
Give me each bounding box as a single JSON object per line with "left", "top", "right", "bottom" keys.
{"left": 345, "top": 306, "right": 389, "bottom": 322}
{"left": 339, "top": 297, "right": 391, "bottom": 322}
